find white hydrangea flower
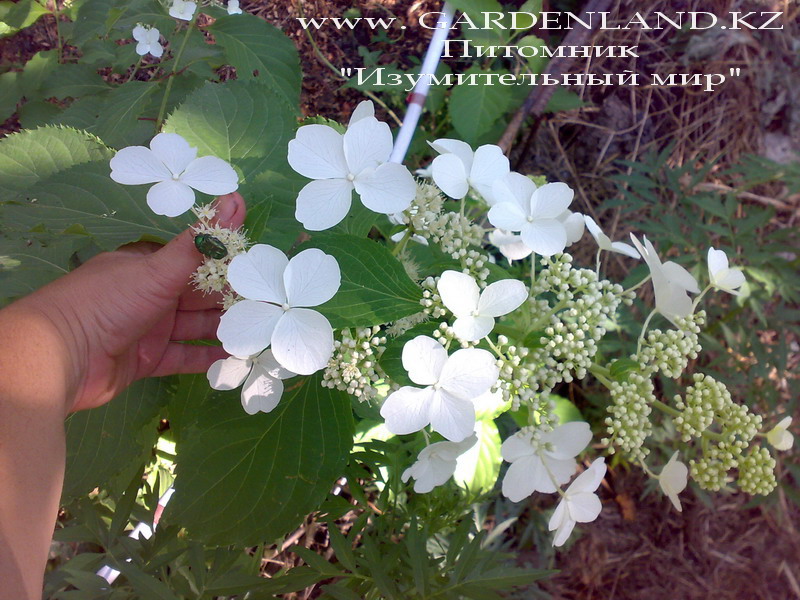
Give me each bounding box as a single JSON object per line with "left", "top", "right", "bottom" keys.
{"left": 109, "top": 133, "right": 239, "bottom": 217}
{"left": 707, "top": 247, "right": 745, "bottom": 295}
{"left": 217, "top": 244, "right": 340, "bottom": 375}
{"left": 287, "top": 100, "right": 415, "bottom": 231}
{"left": 132, "top": 25, "right": 163, "bottom": 58}
{"left": 402, "top": 434, "right": 478, "bottom": 493}
{"left": 629, "top": 234, "right": 700, "bottom": 325}
{"left": 169, "top": 0, "right": 196, "bottom": 20}
{"left": 767, "top": 416, "right": 794, "bottom": 451}
{"left": 227, "top": 0, "right": 243, "bottom": 15}
{"left": 584, "top": 215, "right": 640, "bottom": 259}
{"left": 501, "top": 422, "right": 592, "bottom": 502}
{"left": 437, "top": 270, "right": 527, "bottom": 342}
{"left": 429, "top": 139, "right": 509, "bottom": 203}
{"left": 487, "top": 172, "right": 575, "bottom": 257}
{"left": 658, "top": 451, "right": 688, "bottom": 512}
{"left": 379, "top": 335, "right": 499, "bottom": 442}
{"left": 549, "top": 457, "right": 606, "bottom": 547}
{"left": 207, "top": 350, "right": 295, "bottom": 415}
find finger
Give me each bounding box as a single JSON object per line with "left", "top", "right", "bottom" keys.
{"left": 150, "top": 343, "right": 229, "bottom": 377}
{"left": 141, "top": 193, "right": 247, "bottom": 299}
{"left": 177, "top": 286, "right": 226, "bottom": 311}
{"left": 170, "top": 308, "right": 223, "bottom": 341}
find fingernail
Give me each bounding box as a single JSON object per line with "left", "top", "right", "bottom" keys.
{"left": 214, "top": 194, "right": 238, "bottom": 222}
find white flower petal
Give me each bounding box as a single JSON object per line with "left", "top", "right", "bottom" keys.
{"left": 653, "top": 276, "right": 694, "bottom": 325}
{"left": 717, "top": 269, "right": 746, "bottom": 292}
{"left": 148, "top": 41, "right": 164, "bottom": 58}
{"left": 241, "top": 365, "right": 284, "bottom": 414}
{"left": 429, "top": 390, "right": 476, "bottom": 442}
{"left": 529, "top": 183, "right": 574, "bottom": 219}
{"left": 487, "top": 201, "right": 527, "bottom": 232}
{"left": 254, "top": 349, "right": 295, "bottom": 380}
{"left": 207, "top": 356, "right": 251, "bottom": 390}
{"left": 568, "top": 457, "right": 606, "bottom": 493}
{"left": 295, "top": 178, "right": 354, "bottom": 231}
{"left": 287, "top": 124, "right": 348, "bottom": 180}
{"left": 559, "top": 211, "right": 585, "bottom": 245}
{"left": 502, "top": 456, "right": 548, "bottom": 501}
{"left": 661, "top": 261, "right": 700, "bottom": 294}
{"left": 707, "top": 247, "right": 729, "bottom": 275}
{"left": 584, "top": 214, "right": 608, "bottom": 247}
{"left": 149, "top": 132, "right": 198, "bottom": 177}
{"left": 146, "top": 179, "right": 195, "bottom": 217}
{"left": 217, "top": 300, "right": 282, "bottom": 358}
{"left": 135, "top": 41, "right": 150, "bottom": 56}
{"left": 380, "top": 386, "right": 434, "bottom": 435}
{"left": 429, "top": 138, "right": 474, "bottom": 170}
{"left": 438, "top": 348, "right": 499, "bottom": 400}
{"left": 402, "top": 335, "right": 447, "bottom": 386}
{"left": 546, "top": 456, "right": 579, "bottom": 488}
{"left": 492, "top": 172, "right": 535, "bottom": 211}
{"left": 284, "top": 248, "right": 340, "bottom": 307}
{"left": 437, "top": 270, "right": 480, "bottom": 318}
{"left": 541, "top": 421, "right": 592, "bottom": 459}
{"left": 348, "top": 100, "right": 374, "bottom": 125}
{"left": 180, "top": 156, "right": 239, "bottom": 195}
{"left": 343, "top": 116, "right": 393, "bottom": 175}
{"left": 567, "top": 492, "right": 603, "bottom": 523}
{"left": 489, "top": 230, "right": 532, "bottom": 261}
{"left": 610, "top": 241, "right": 640, "bottom": 259}
{"left": 550, "top": 505, "right": 576, "bottom": 547}
{"left": 452, "top": 315, "right": 494, "bottom": 342}
{"left": 659, "top": 451, "right": 688, "bottom": 512}
{"left": 271, "top": 308, "right": 333, "bottom": 375}
{"left": 430, "top": 153, "right": 469, "bottom": 199}
{"left": 227, "top": 244, "right": 288, "bottom": 304}
{"left": 477, "top": 279, "right": 527, "bottom": 317}
{"left": 468, "top": 144, "right": 509, "bottom": 203}
{"left": 354, "top": 162, "right": 415, "bottom": 214}
{"left": 110, "top": 146, "right": 172, "bottom": 185}
{"left": 521, "top": 219, "right": 567, "bottom": 257}
{"left": 404, "top": 454, "right": 456, "bottom": 493}
{"left": 500, "top": 430, "right": 536, "bottom": 462}
{"left": 132, "top": 25, "right": 147, "bottom": 42}
{"left": 226, "top": 0, "right": 242, "bottom": 15}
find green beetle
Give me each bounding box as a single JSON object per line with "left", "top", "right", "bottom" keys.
{"left": 194, "top": 233, "right": 228, "bottom": 260}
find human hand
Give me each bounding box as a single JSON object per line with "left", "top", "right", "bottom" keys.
{"left": 11, "top": 192, "right": 246, "bottom": 413}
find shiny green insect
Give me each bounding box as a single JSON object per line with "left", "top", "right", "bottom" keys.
{"left": 193, "top": 233, "right": 228, "bottom": 260}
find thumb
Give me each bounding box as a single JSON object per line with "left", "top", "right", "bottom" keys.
{"left": 142, "top": 192, "right": 247, "bottom": 297}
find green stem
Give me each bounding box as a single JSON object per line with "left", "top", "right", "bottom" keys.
{"left": 529, "top": 252, "right": 537, "bottom": 294}
{"left": 595, "top": 249, "right": 602, "bottom": 277}
{"left": 390, "top": 228, "right": 412, "bottom": 256}
{"left": 125, "top": 57, "right": 143, "bottom": 84}
{"left": 621, "top": 274, "right": 651, "bottom": 296}
{"left": 636, "top": 308, "right": 657, "bottom": 355}
{"left": 155, "top": 21, "right": 194, "bottom": 132}
{"left": 588, "top": 364, "right": 613, "bottom": 388}
{"left": 650, "top": 398, "right": 680, "bottom": 418}
{"left": 692, "top": 284, "right": 712, "bottom": 310}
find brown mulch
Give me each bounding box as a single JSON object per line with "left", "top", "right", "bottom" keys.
{"left": 4, "top": 1, "right": 799, "bottom": 598}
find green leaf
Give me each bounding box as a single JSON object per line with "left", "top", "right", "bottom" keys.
{"left": 448, "top": 65, "right": 514, "bottom": 144}
{"left": 18, "top": 50, "right": 59, "bottom": 101}
{"left": 210, "top": 13, "right": 301, "bottom": 105}
{"left": 240, "top": 169, "right": 305, "bottom": 251}
{"left": 306, "top": 233, "right": 423, "bottom": 329}
{"left": 0, "top": 126, "right": 111, "bottom": 200}
{"left": 453, "top": 419, "right": 501, "bottom": 495}
{"left": 62, "top": 377, "right": 173, "bottom": 501}
{"left": 1, "top": 0, "right": 50, "bottom": 35}
{"left": 40, "top": 63, "right": 110, "bottom": 98}
{"left": 0, "top": 71, "right": 20, "bottom": 121}
{"left": 164, "top": 79, "right": 299, "bottom": 183}
{"left": 610, "top": 357, "right": 639, "bottom": 381}
{"left": 2, "top": 160, "right": 182, "bottom": 250}
{"left": 17, "top": 99, "right": 63, "bottom": 128}
{"left": 165, "top": 375, "right": 354, "bottom": 545}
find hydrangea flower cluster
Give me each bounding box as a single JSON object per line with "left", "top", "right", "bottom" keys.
{"left": 106, "top": 98, "right": 789, "bottom": 549}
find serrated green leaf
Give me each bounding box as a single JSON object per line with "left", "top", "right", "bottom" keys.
{"left": 210, "top": 13, "right": 301, "bottom": 105}
{"left": 0, "top": 126, "right": 111, "bottom": 199}
{"left": 63, "top": 377, "right": 173, "bottom": 501}
{"left": 306, "top": 233, "right": 423, "bottom": 329}
{"left": 165, "top": 375, "right": 354, "bottom": 545}
{"left": 239, "top": 168, "right": 305, "bottom": 251}
{"left": 3, "top": 160, "right": 182, "bottom": 250}
{"left": 449, "top": 66, "right": 514, "bottom": 144}
{"left": 164, "top": 79, "right": 298, "bottom": 183}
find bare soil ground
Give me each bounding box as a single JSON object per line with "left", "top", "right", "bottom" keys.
{"left": 3, "top": 0, "right": 799, "bottom": 598}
